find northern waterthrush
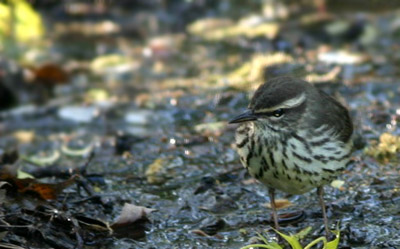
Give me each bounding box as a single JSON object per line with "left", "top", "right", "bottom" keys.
{"left": 229, "top": 76, "right": 353, "bottom": 235}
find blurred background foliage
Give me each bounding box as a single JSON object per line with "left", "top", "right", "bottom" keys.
{"left": 0, "top": 0, "right": 44, "bottom": 57}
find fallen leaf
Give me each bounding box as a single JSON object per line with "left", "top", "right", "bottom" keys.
{"left": 17, "top": 169, "right": 34, "bottom": 179}
{"left": 331, "top": 180, "right": 345, "bottom": 190}
{"left": 75, "top": 215, "right": 112, "bottom": 233}
{"left": 191, "top": 229, "right": 211, "bottom": 237}
{"left": 61, "top": 143, "right": 93, "bottom": 157}
{"left": 242, "top": 178, "right": 258, "bottom": 185}
{"left": 145, "top": 158, "right": 166, "bottom": 184}
{"left": 22, "top": 150, "right": 60, "bottom": 166}
{"left": 17, "top": 175, "right": 77, "bottom": 200}
{"left": 111, "top": 203, "right": 156, "bottom": 228}
{"left": 264, "top": 199, "right": 292, "bottom": 210}
{"left": 13, "top": 130, "right": 35, "bottom": 143}
{"left": 145, "top": 157, "right": 183, "bottom": 184}
{"left": 33, "top": 63, "right": 68, "bottom": 85}
{"left": 0, "top": 182, "right": 11, "bottom": 188}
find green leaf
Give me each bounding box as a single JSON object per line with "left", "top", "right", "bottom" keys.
{"left": 325, "top": 230, "right": 340, "bottom": 249}
{"left": 241, "top": 244, "right": 283, "bottom": 249}
{"left": 304, "top": 230, "right": 340, "bottom": 249}
{"left": 293, "top": 226, "right": 312, "bottom": 240}
{"left": 253, "top": 232, "right": 267, "bottom": 245}
{"left": 272, "top": 228, "right": 303, "bottom": 249}
{"left": 304, "top": 237, "right": 326, "bottom": 249}
{"left": 241, "top": 227, "right": 341, "bottom": 249}
{"left": 240, "top": 233, "right": 283, "bottom": 249}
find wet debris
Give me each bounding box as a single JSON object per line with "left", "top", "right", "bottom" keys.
{"left": 196, "top": 217, "right": 226, "bottom": 236}
{"left": 199, "top": 193, "right": 238, "bottom": 214}
{"left": 0, "top": 205, "right": 113, "bottom": 249}
{"left": 194, "top": 176, "right": 217, "bottom": 195}
{"left": 0, "top": 150, "right": 144, "bottom": 248}
{"left": 114, "top": 133, "right": 145, "bottom": 155}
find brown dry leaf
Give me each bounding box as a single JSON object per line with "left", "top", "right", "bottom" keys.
{"left": 191, "top": 229, "right": 211, "bottom": 237}
{"left": 0, "top": 150, "right": 77, "bottom": 200}
{"left": 264, "top": 199, "right": 292, "bottom": 210}
{"left": 17, "top": 175, "right": 77, "bottom": 200}
{"left": 111, "top": 203, "right": 156, "bottom": 228}
{"left": 33, "top": 63, "right": 68, "bottom": 85}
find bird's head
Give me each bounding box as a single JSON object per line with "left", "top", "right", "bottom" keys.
{"left": 229, "top": 77, "right": 311, "bottom": 132}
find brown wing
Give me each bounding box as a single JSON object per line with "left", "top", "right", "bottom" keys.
{"left": 308, "top": 89, "right": 353, "bottom": 143}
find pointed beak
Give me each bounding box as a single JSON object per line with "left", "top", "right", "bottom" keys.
{"left": 229, "top": 110, "right": 257, "bottom": 124}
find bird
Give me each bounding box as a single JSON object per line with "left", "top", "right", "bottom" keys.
{"left": 229, "top": 76, "right": 353, "bottom": 236}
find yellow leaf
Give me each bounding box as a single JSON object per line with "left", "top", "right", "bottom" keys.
{"left": 264, "top": 199, "right": 292, "bottom": 210}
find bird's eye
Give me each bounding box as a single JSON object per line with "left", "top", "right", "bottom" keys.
{"left": 272, "top": 109, "right": 284, "bottom": 117}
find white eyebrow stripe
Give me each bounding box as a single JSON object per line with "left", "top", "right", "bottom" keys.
{"left": 254, "top": 93, "right": 306, "bottom": 113}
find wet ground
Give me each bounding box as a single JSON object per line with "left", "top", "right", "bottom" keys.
{"left": 0, "top": 1, "right": 400, "bottom": 248}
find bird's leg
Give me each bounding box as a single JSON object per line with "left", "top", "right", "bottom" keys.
{"left": 268, "top": 188, "right": 279, "bottom": 230}
{"left": 317, "top": 186, "right": 330, "bottom": 237}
